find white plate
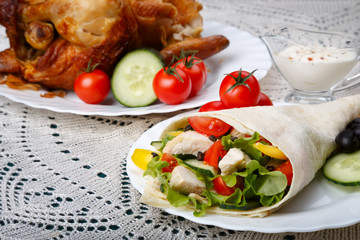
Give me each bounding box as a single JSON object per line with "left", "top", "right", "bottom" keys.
{"left": 126, "top": 111, "right": 360, "bottom": 233}
{"left": 0, "top": 21, "right": 271, "bottom": 116}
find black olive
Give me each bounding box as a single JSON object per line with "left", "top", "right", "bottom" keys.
{"left": 197, "top": 151, "right": 204, "bottom": 160}
{"left": 266, "top": 165, "right": 275, "bottom": 171}
{"left": 346, "top": 118, "right": 360, "bottom": 129}
{"left": 208, "top": 135, "right": 217, "bottom": 142}
{"left": 350, "top": 124, "right": 360, "bottom": 139}
{"left": 184, "top": 125, "right": 193, "bottom": 132}
{"left": 335, "top": 129, "right": 360, "bottom": 153}
{"left": 231, "top": 136, "right": 238, "bottom": 141}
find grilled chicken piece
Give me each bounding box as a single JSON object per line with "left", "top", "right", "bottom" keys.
{"left": 0, "top": 0, "right": 229, "bottom": 90}
{"left": 169, "top": 165, "right": 206, "bottom": 195}
{"left": 219, "top": 148, "right": 252, "bottom": 176}
{"left": 163, "top": 131, "right": 213, "bottom": 156}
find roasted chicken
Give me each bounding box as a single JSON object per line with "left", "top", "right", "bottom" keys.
{"left": 0, "top": 0, "right": 229, "bottom": 90}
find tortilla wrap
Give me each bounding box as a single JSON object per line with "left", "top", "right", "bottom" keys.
{"left": 140, "top": 94, "right": 360, "bottom": 217}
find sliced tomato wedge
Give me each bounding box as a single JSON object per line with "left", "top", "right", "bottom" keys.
{"left": 161, "top": 153, "right": 178, "bottom": 173}
{"left": 188, "top": 116, "right": 231, "bottom": 137}
{"left": 204, "top": 140, "right": 227, "bottom": 168}
{"left": 275, "top": 160, "right": 293, "bottom": 185}
{"left": 212, "top": 176, "right": 235, "bottom": 196}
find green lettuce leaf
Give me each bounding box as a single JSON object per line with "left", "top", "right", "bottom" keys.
{"left": 221, "top": 174, "right": 237, "bottom": 187}
{"left": 161, "top": 183, "right": 190, "bottom": 207}
{"left": 143, "top": 156, "right": 167, "bottom": 178}
{"left": 161, "top": 173, "right": 209, "bottom": 216}
{"left": 203, "top": 160, "right": 287, "bottom": 208}
{"left": 203, "top": 190, "right": 230, "bottom": 206}
{"left": 188, "top": 196, "right": 207, "bottom": 217}
{"left": 240, "top": 160, "right": 287, "bottom": 196}
{"left": 221, "top": 133, "right": 270, "bottom": 166}
{"left": 157, "top": 134, "right": 176, "bottom": 152}
{"left": 237, "top": 160, "right": 287, "bottom": 206}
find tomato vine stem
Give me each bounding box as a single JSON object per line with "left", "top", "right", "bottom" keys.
{"left": 225, "top": 68, "right": 257, "bottom": 93}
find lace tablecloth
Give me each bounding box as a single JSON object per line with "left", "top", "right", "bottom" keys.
{"left": 1, "top": 0, "right": 360, "bottom": 239}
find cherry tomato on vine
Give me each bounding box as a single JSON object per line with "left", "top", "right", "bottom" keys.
{"left": 257, "top": 92, "right": 273, "bottom": 106}
{"left": 74, "top": 61, "right": 110, "bottom": 104}
{"left": 175, "top": 55, "right": 207, "bottom": 97}
{"left": 219, "top": 69, "right": 261, "bottom": 108}
{"left": 153, "top": 66, "right": 191, "bottom": 105}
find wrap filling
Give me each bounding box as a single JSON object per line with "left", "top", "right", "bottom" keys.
{"left": 141, "top": 116, "right": 292, "bottom": 216}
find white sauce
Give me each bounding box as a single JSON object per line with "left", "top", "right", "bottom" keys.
{"left": 273, "top": 45, "right": 358, "bottom": 91}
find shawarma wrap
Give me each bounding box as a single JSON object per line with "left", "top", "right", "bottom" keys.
{"left": 139, "top": 94, "right": 360, "bottom": 217}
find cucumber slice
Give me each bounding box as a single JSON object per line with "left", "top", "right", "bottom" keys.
{"left": 150, "top": 141, "right": 163, "bottom": 151}
{"left": 111, "top": 48, "right": 164, "bottom": 107}
{"left": 184, "top": 159, "right": 217, "bottom": 177}
{"left": 323, "top": 150, "right": 360, "bottom": 186}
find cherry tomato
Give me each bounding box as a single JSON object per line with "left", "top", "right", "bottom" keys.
{"left": 175, "top": 56, "right": 207, "bottom": 97}
{"left": 275, "top": 160, "right": 293, "bottom": 185}
{"left": 199, "top": 101, "right": 226, "bottom": 112}
{"left": 153, "top": 66, "right": 191, "bottom": 105}
{"left": 74, "top": 69, "right": 110, "bottom": 104}
{"left": 191, "top": 57, "right": 207, "bottom": 75}
{"left": 257, "top": 92, "right": 273, "bottom": 106}
{"left": 188, "top": 116, "right": 231, "bottom": 137}
{"left": 219, "top": 69, "right": 261, "bottom": 108}
{"left": 212, "top": 176, "right": 235, "bottom": 196}
{"left": 161, "top": 153, "right": 178, "bottom": 173}
{"left": 204, "top": 140, "right": 228, "bottom": 168}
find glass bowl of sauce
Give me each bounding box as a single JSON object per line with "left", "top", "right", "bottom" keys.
{"left": 260, "top": 26, "right": 360, "bottom": 104}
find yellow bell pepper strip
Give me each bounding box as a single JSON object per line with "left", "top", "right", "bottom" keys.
{"left": 253, "top": 142, "right": 288, "bottom": 160}
{"left": 167, "top": 130, "right": 183, "bottom": 137}
{"left": 131, "top": 149, "right": 154, "bottom": 170}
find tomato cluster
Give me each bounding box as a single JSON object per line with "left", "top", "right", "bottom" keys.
{"left": 153, "top": 55, "right": 207, "bottom": 105}
{"left": 200, "top": 68, "right": 273, "bottom": 112}
{"left": 73, "top": 57, "right": 271, "bottom": 110}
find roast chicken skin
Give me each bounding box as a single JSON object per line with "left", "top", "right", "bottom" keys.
{"left": 0, "top": 0, "right": 229, "bottom": 90}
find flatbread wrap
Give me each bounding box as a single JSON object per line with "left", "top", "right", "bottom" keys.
{"left": 138, "top": 94, "right": 360, "bottom": 217}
